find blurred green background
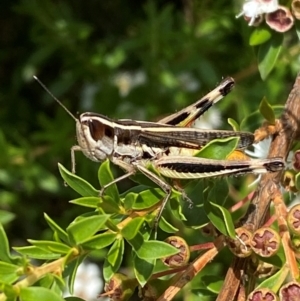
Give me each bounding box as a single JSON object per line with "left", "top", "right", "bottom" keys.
{"left": 0, "top": 0, "right": 298, "bottom": 242}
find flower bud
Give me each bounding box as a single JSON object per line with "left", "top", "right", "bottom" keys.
{"left": 103, "top": 273, "right": 136, "bottom": 301}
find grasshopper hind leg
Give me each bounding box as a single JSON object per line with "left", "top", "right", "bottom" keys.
{"left": 134, "top": 164, "right": 192, "bottom": 235}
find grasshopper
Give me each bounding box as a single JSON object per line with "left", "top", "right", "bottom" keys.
{"left": 35, "top": 76, "right": 284, "bottom": 227}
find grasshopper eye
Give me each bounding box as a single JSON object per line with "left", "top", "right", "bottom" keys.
{"left": 86, "top": 119, "right": 114, "bottom": 141}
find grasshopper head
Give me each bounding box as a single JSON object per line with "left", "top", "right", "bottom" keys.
{"left": 76, "top": 113, "right": 115, "bottom": 162}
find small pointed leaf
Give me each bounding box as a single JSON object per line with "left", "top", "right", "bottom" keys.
{"left": 249, "top": 27, "right": 272, "bottom": 46}
{"left": 67, "top": 256, "right": 85, "bottom": 295}
{"left": 256, "top": 265, "right": 289, "bottom": 291}
{"left": 204, "top": 201, "right": 235, "bottom": 238}
{"left": 121, "top": 217, "right": 145, "bottom": 240}
{"left": 20, "top": 286, "right": 65, "bottom": 301}
{"left": 259, "top": 97, "right": 275, "bottom": 124}
{"left": 258, "top": 33, "right": 283, "bottom": 80}
{"left": 81, "top": 232, "right": 117, "bottom": 249}
{"left": 103, "top": 238, "right": 124, "bottom": 281}
{"left": 58, "top": 163, "right": 99, "bottom": 197}
{"left": 0, "top": 224, "right": 20, "bottom": 263}
{"left": 295, "top": 172, "right": 300, "bottom": 190}
{"left": 98, "top": 160, "right": 119, "bottom": 202}
{"left": 13, "top": 246, "right": 60, "bottom": 260}
{"left": 136, "top": 240, "right": 179, "bottom": 259}
{"left": 131, "top": 187, "right": 163, "bottom": 210}
{"left": 44, "top": 213, "right": 69, "bottom": 243}
{"left": 227, "top": 118, "right": 240, "bottom": 131}
{"left": 67, "top": 215, "right": 110, "bottom": 244}
{"left": 133, "top": 255, "right": 155, "bottom": 286}
{"left": 27, "top": 240, "right": 71, "bottom": 254}
{"left": 159, "top": 216, "right": 178, "bottom": 233}
{"left": 70, "top": 197, "right": 99, "bottom": 208}
{"left": 195, "top": 137, "right": 239, "bottom": 160}
{"left": 0, "top": 262, "right": 20, "bottom": 284}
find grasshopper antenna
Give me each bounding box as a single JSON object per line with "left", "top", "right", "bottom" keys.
{"left": 33, "top": 75, "right": 77, "bottom": 122}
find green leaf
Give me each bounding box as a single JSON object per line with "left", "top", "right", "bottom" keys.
{"left": 169, "top": 193, "right": 186, "bottom": 221}
{"left": 208, "top": 179, "right": 229, "bottom": 207}
{"left": 121, "top": 217, "right": 145, "bottom": 240}
{"left": 204, "top": 201, "right": 235, "bottom": 238}
{"left": 195, "top": 137, "right": 239, "bottom": 160}
{"left": 122, "top": 184, "right": 162, "bottom": 210}
{"left": 103, "top": 238, "right": 124, "bottom": 281}
{"left": 0, "top": 210, "right": 15, "bottom": 225}
{"left": 130, "top": 187, "right": 163, "bottom": 210}
{"left": 67, "top": 215, "right": 110, "bottom": 244}
{"left": 295, "top": 20, "right": 300, "bottom": 41}
{"left": 70, "top": 197, "right": 100, "bottom": 208}
{"left": 123, "top": 228, "right": 145, "bottom": 252}
{"left": 256, "top": 265, "right": 289, "bottom": 292}
{"left": 67, "top": 256, "right": 85, "bottom": 295}
{"left": 240, "top": 105, "right": 284, "bottom": 131}
{"left": 295, "top": 172, "right": 300, "bottom": 190}
{"left": 227, "top": 118, "right": 239, "bottom": 131}
{"left": 136, "top": 240, "right": 178, "bottom": 259}
{"left": 20, "top": 287, "right": 65, "bottom": 301}
{"left": 81, "top": 232, "right": 117, "bottom": 249}
{"left": 71, "top": 195, "right": 121, "bottom": 213}
{"left": 202, "top": 275, "right": 224, "bottom": 294}
{"left": 0, "top": 223, "right": 20, "bottom": 263}
{"left": 98, "top": 160, "right": 120, "bottom": 202}
{"left": 0, "top": 262, "right": 20, "bottom": 284}
{"left": 13, "top": 246, "right": 60, "bottom": 260}
{"left": 58, "top": 163, "right": 99, "bottom": 197}
{"left": 249, "top": 27, "right": 272, "bottom": 46}
{"left": 158, "top": 216, "right": 178, "bottom": 233}
{"left": 182, "top": 180, "right": 211, "bottom": 228}
{"left": 27, "top": 240, "right": 71, "bottom": 254}
{"left": 133, "top": 255, "right": 155, "bottom": 286}
{"left": 99, "top": 195, "right": 123, "bottom": 213}
{"left": 38, "top": 273, "right": 56, "bottom": 289}
{"left": 44, "top": 213, "right": 69, "bottom": 243}
{"left": 257, "top": 33, "right": 283, "bottom": 80}
{"left": 259, "top": 97, "right": 275, "bottom": 124}
{"left": 65, "top": 297, "right": 86, "bottom": 301}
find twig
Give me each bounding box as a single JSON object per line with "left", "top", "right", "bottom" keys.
{"left": 217, "top": 72, "right": 300, "bottom": 301}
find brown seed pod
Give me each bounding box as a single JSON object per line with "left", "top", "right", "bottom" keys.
{"left": 102, "top": 273, "right": 136, "bottom": 301}
{"left": 265, "top": 6, "right": 294, "bottom": 32}
{"left": 279, "top": 281, "right": 300, "bottom": 301}
{"left": 247, "top": 288, "right": 278, "bottom": 301}
{"left": 161, "top": 236, "right": 190, "bottom": 268}
{"left": 287, "top": 204, "right": 300, "bottom": 236}
{"left": 227, "top": 227, "right": 253, "bottom": 258}
{"left": 250, "top": 227, "right": 281, "bottom": 257}
{"left": 292, "top": 0, "right": 300, "bottom": 20}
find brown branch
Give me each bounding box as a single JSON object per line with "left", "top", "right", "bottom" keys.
{"left": 217, "top": 73, "right": 300, "bottom": 301}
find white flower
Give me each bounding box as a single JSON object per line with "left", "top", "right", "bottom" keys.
{"left": 177, "top": 72, "right": 200, "bottom": 92}
{"left": 113, "top": 71, "right": 146, "bottom": 97}
{"left": 64, "top": 261, "right": 105, "bottom": 301}
{"left": 236, "top": 0, "right": 279, "bottom": 26}
{"left": 245, "top": 137, "right": 272, "bottom": 159}
{"left": 192, "top": 107, "right": 222, "bottom": 130}
{"left": 245, "top": 138, "right": 271, "bottom": 187}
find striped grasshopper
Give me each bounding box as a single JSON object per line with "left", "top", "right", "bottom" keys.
{"left": 35, "top": 76, "right": 284, "bottom": 226}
